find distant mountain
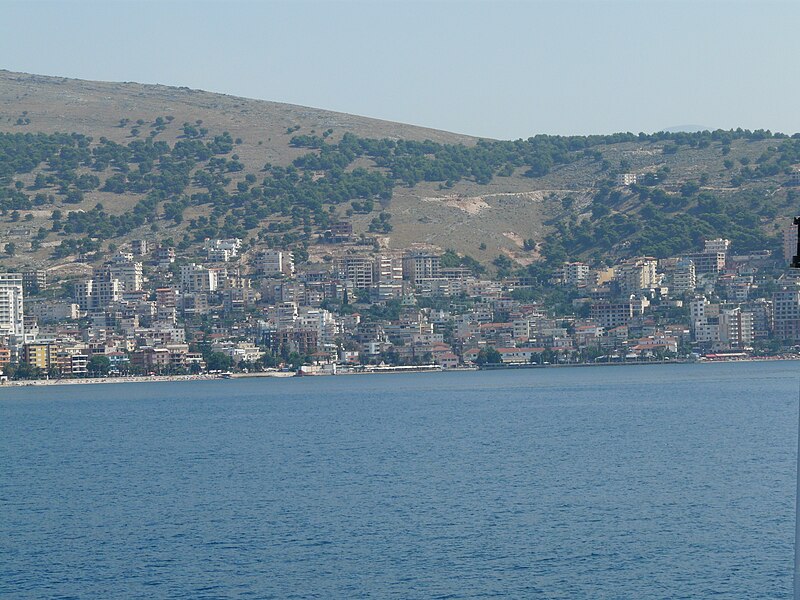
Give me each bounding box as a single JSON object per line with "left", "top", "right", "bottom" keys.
{"left": 0, "top": 70, "right": 797, "bottom": 280}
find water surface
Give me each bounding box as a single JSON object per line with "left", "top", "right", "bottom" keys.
{"left": 1, "top": 362, "right": 797, "bottom": 598}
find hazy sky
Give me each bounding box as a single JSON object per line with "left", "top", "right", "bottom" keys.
{"left": 2, "top": 0, "right": 798, "bottom": 139}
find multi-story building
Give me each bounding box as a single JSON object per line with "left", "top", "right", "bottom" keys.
{"left": 95, "top": 268, "right": 122, "bottom": 307}
{"left": 276, "top": 301, "right": 301, "bottom": 328}
{"left": 109, "top": 253, "right": 143, "bottom": 292}
{"left": 561, "top": 262, "right": 589, "bottom": 287}
{"left": 704, "top": 238, "right": 731, "bottom": 255}
{"left": 336, "top": 255, "right": 374, "bottom": 289}
{"left": 718, "top": 308, "right": 754, "bottom": 348}
{"left": 131, "top": 239, "right": 149, "bottom": 256}
{"left": 181, "top": 292, "right": 209, "bottom": 316}
{"left": 296, "top": 308, "right": 339, "bottom": 347}
{"left": 131, "top": 346, "right": 171, "bottom": 372}
{"left": 223, "top": 286, "right": 260, "bottom": 313}
{"left": 22, "top": 342, "right": 51, "bottom": 371}
{"left": 28, "top": 301, "right": 80, "bottom": 323}
{"left": 0, "top": 273, "right": 24, "bottom": 338}
{"left": 206, "top": 238, "right": 242, "bottom": 262}
{"left": 671, "top": 259, "right": 696, "bottom": 295}
{"left": 0, "top": 345, "right": 10, "bottom": 371}
{"left": 590, "top": 296, "right": 649, "bottom": 329}
{"left": 261, "top": 329, "right": 319, "bottom": 355}
{"left": 209, "top": 341, "right": 263, "bottom": 364}
{"left": 22, "top": 270, "right": 47, "bottom": 295}
{"left": 615, "top": 258, "right": 659, "bottom": 295}
{"left": 155, "top": 288, "right": 177, "bottom": 310}
{"left": 52, "top": 345, "right": 89, "bottom": 377}
{"left": 616, "top": 173, "right": 637, "bottom": 186}
{"left": 155, "top": 245, "right": 175, "bottom": 266}
{"left": 180, "top": 264, "right": 218, "bottom": 293}
{"left": 402, "top": 251, "right": 441, "bottom": 283}
{"left": 773, "top": 287, "right": 800, "bottom": 342}
{"left": 329, "top": 221, "right": 353, "bottom": 242}
{"left": 680, "top": 251, "right": 726, "bottom": 275}
{"left": 373, "top": 254, "right": 404, "bottom": 301}
{"left": 75, "top": 267, "right": 122, "bottom": 311}
{"left": 257, "top": 250, "right": 295, "bottom": 276}
{"left": 742, "top": 299, "right": 772, "bottom": 340}
{"left": 690, "top": 296, "right": 724, "bottom": 344}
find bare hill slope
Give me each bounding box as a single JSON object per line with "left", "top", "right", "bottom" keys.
{"left": 0, "top": 70, "right": 796, "bottom": 277}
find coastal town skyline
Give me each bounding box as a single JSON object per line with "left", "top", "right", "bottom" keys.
{"left": 3, "top": 223, "right": 800, "bottom": 383}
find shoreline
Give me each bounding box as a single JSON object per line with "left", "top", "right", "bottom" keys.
{"left": 2, "top": 355, "right": 799, "bottom": 389}
{"left": 478, "top": 355, "right": 800, "bottom": 370}
{"left": 0, "top": 374, "right": 220, "bottom": 388}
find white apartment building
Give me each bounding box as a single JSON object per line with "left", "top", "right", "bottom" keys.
{"left": 110, "top": 253, "right": 143, "bottom": 292}
{"left": 718, "top": 308, "right": 754, "bottom": 348}
{"left": 615, "top": 257, "right": 659, "bottom": 295}
{"left": 257, "top": 250, "right": 295, "bottom": 276}
{"left": 206, "top": 238, "right": 242, "bottom": 262}
{"left": 671, "top": 258, "right": 696, "bottom": 295}
{"left": 561, "top": 262, "right": 589, "bottom": 287}
{"left": 28, "top": 301, "right": 80, "bottom": 323}
{"left": 179, "top": 264, "right": 219, "bottom": 293}
{"left": 704, "top": 238, "right": 731, "bottom": 255}
{"left": 690, "top": 296, "right": 709, "bottom": 323}
{"left": 297, "top": 308, "right": 339, "bottom": 346}
{"left": 0, "top": 273, "right": 24, "bottom": 338}
{"left": 75, "top": 268, "right": 122, "bottom": 311}
{"left": 374, "top": 254, "right": 404, "bottom": 301}
{"left": 271, "top": 301, "right": 299, "bottom": 329}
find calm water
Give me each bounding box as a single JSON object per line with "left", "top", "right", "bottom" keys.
{"left": 1, "top": 362, "right": 798, "bottom": 599}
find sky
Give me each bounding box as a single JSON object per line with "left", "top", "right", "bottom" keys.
{"left": 1, "top": 0, "right": 799, "bottom": 139}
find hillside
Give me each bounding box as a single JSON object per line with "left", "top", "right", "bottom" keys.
{"left": 0, "top": 70, "right": 798, "bottom": 281}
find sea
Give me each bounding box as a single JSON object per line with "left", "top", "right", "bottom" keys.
{"left": 1, "top": 361, "right": 797, "bottom": 599}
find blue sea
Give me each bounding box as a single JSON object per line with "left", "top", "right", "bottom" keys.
{"left": 1, "top": 362, "right": 798, "bottom": 598}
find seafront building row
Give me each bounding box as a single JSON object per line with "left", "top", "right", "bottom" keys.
{"left": 1, "top": 232, "right": 800, "bottom": 379}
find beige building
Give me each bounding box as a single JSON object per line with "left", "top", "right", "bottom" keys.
{"left": 180, "top": 264, "right": 219, "bottom": 293}
{"left": 590, "top": 296, "right": 649, "bottom": 329}
{"left": 615, "top": 257, "right": 659, "bottom": 295}
{"left": 336, "top": 255, "right": 375, "bottom": 289}
{"left": 773, "top": 287, "right": 800, "bottom": 342}
{"left": 402, "top": 251, "right": 441, "bottom": 283}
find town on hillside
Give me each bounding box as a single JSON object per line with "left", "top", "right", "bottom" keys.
{"left": 2, "top": 224, "right": 800, "bottom": 381}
